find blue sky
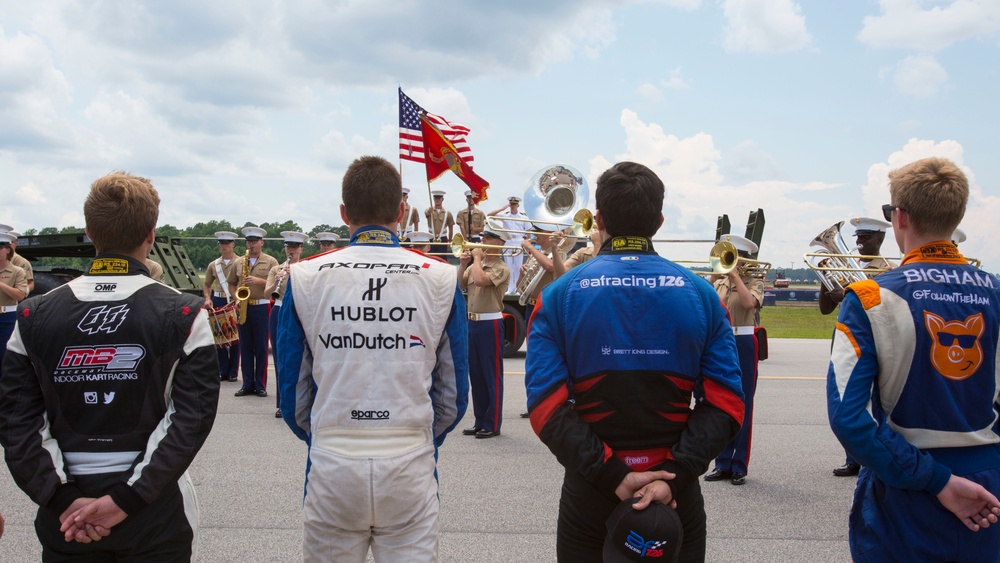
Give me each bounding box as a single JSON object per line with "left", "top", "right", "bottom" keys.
{"left": 2, "top": 0, "right": 998, "bottom": 270}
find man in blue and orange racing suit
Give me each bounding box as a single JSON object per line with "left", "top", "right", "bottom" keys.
{"left": 828, "top": 156, "right": 1000, "bottom": 562}
{"left": 526, "top": 161, "right": 745, "bottom": 562}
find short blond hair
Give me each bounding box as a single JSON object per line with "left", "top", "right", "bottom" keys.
{"left": 889, "top": 157, "right": 967, "bottom": 239}
{"left": 84, "top": 172, "right": 160, "bottom": 253}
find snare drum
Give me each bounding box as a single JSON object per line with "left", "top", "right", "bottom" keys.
{"left": 208, "top": 302, "right": 239, "bottom": 348}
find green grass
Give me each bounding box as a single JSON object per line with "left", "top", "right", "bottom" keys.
{"left": 760, "top": 303, "right": 837, "bottom": 339}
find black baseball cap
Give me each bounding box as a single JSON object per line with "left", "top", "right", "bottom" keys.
{"left": 604, "top": 497, "right": 683, "bottom": 562}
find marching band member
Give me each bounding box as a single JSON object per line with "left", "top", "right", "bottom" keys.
{"left": 425, "top": 190, "right": 455, "bottom": 253}
{"left": 456, "top": 190, "right": 486, "bottom": 242}
{"left": 203, "top": 231, "right": 241, "bottom": 382}
{"left": 554, "top": 227, "right": 602, "bottom": 278}
{"left": 265, "top": 231, "right": 308, "bottom": 418}
{"left": 227, "top": 226, "right": 279, "bottom": 398}
{"left": 399, "top": 187, "right": 421, "bottom": 235}
{"left": 314, "top": 232, "right": 340, "bottom": 254}
{"left": 705, "top": 234, "right": 764, "bottom": 486}
{"left": 404, "top": 231, "right": 434, "bottom": 254}
{"left": 458, "top": 229, "right": 510, "bottom": 439}
{"left": 517, "top": 226, "right": 574, "bottom": 306}
{"left": 0, "top": 232, "right": 28, "bottom": 375}
{"left": 145, "top": 258, "right": 165, "bottom": 282}
{"left": 487, "top": 196, "right": 532, "bottom": 294}
{"left": 820, "top": 216, "right": 892, "bottom": 477}
{"left": 0, "top": 226, "right": 33, "bottom": 294}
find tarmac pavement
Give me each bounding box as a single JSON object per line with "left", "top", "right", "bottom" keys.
{"left": 0, "top": 338, "right": 854, "bottom": 562}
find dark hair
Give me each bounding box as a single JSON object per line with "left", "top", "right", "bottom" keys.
{"left": 594, "top": 162, "right": 664, "bottom": 238}
{"left": 84, "top": 172, "right": 160, "bottom": 253}
{"left": 342, "top": 156, "right": 403, "bottom": 226}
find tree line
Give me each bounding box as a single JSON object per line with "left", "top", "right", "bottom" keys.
{"left": 24, "top": 221, "right": 351, "bottom": 271}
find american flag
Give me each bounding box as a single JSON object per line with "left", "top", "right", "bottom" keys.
{"left": 399, "top": 88, "right": 474, "bottom": 166}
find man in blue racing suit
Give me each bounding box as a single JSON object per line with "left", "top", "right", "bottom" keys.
{"left": 827, "top": 156, "right": 1000, "bottom": 562}
{"left": 526, "top": 161, "right": 745, "bottom": 562}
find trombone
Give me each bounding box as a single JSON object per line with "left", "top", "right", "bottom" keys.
{"left": 675, "top": 241, "right": 771, "bottom": 279}
{"left": 397, "top": 238, "right": 523, "bottom": 257}
{"left": 449, "top": 233, "right": 523, "bottom": 257}
{"left": 485, "top": 208, "right": 594, "bottom": 238}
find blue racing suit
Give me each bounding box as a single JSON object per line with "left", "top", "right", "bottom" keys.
{"left": 828, "top": 242, "right": 1000, "bottom": 562}
{"left": 525, "top": 236, "right": 744, "bottom": 562}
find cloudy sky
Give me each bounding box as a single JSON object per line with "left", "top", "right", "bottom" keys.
{"left": 2, "top": 0, "right": 998, "bottom": 270}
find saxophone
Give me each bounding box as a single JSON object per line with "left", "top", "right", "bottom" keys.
{"left": 235, "top": 252, "right": 251, "bottom": 324}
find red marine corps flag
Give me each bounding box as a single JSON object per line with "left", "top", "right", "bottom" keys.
{"left": 421, "top": 115, "right": 490, "bottom": 203}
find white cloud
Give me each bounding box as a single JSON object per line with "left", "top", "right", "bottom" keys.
{"left": 0, "top": 27, "right": 75, "bottom": 150}
{"left": 635, "top": 68, "right": 690, "bottom": 102}
{"left": 860, "top": 138, "right": 997, "bottom": 266}
{"left": 858, "top": 0, "right": 1000, "bottom": 51}
{"left": 597, "top": 110, "right": 844, "bottom": 267}
{"left": 721, "top": 0, "right": 812, "bottom": 53}
{"left": 892, "top": 53, "right": 950, "bottom": 99}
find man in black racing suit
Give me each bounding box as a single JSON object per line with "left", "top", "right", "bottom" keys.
{"left": 0, "top": 172, "right": 220, "bottom": 561}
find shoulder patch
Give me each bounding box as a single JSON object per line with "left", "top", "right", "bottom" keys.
{"left": 847, "top": 279, "right": 881, "bottom": 310}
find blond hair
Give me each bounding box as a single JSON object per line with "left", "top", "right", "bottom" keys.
{"left": 889, "top": 157, "right": 967, "bottom": 239}
{"left": 84, "top": 172, "right": 160, "bottom": 253}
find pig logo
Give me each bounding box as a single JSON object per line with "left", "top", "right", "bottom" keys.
{"left": 925, "top": 311, "right": 984, "bottom": 381}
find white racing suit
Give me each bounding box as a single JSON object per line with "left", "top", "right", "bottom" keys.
{"left": 276, "top": 227, "right": 469, "bottom": 562}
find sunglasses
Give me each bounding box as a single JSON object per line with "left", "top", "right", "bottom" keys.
{"left": 881, "top": 204, "right": 906, "bottom": 222}
{"left": 937, "top": 333, "right": 977, "bottom": 349}
{"left": 284, "top": 242, "right": 303, "bottom": 248}
{"left": 245, "top": 237, "right": 262, "bottom": 242}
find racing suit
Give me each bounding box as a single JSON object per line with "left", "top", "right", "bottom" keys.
{"left": 0, "top": 255, "right": 220, "bottom": 560}
{"left": 277, "top": 227, "right": 469, "bottom": 562}
{"left": 525, "top": 236, "right": 745, "bottom": 562}
{"left": 828, "top": 242, "right": 1000, "bottom": 562}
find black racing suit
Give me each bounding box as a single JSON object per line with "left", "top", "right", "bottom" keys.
{"left": 0, "top": 255, "right": 220, "bottom": 560}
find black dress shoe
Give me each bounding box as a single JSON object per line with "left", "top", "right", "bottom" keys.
{"left": 234, "top": 389, "right": 252, "bottom": 397}
{"left": 730, "top": 473, "right": 746, "bottom": 486}
{"left": 475, "top": 429, "right": 500, "bottom": 439}
{"left": 833, "top": 463, "right": 861, "bottom": 477}
{"left": 275, "top": 409, "right": 282, "bottom": 419}
{"left": 256, "top": 389, "right": 268, "bottom": 398}
{"left": 462, "top": 427, "right": 481, "bottom": 436}
{"left": 519, "top": 412, "right": 529, "bottom": 418}
{"left": 704, "top": 468, "right": 732, "bottom": 481}
{"left": 228, "top": 376, "right": 238, "bottom": 382}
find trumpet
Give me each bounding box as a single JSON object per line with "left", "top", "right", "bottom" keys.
{"left": 450, "top": 233, "right": 523, "bottom": 257}
{"left": 486, "top": 208, "right": 594, "bottom": 238}
{"left": 676, "top": 241, "right": 771, "bottom": 279}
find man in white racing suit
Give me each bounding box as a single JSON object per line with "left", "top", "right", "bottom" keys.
{"left": 277, "top": 155, "right": 469, "bottom": 562}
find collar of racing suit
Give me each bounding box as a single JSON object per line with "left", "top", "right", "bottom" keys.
{"left": 900, "top": 241, "right": 967, "bottom": 266}
{"left": 599, "top": 236, "right": 656, "bottom": 255}
{"left": 86, "top": 254, "right": 151, "bottom": 277}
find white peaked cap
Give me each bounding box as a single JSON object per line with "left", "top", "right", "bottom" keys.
{"left": 405, "top": 231, "right": 433, "bottom": 243}
{"left": 850, "top": 217, "right": 891, "bottom": 233}
{"left": 280, "top": 231, "right": 310, "bottom": 244}
{"left": 720, "top": 234, "right": 758, "bottom": 254}
{"left": 952, "top": 227, "right": 967, "bottom": 244}
{"left": 241, "top": 226, "right": 267, "bottom": 238}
